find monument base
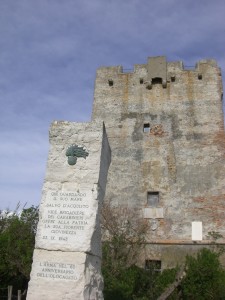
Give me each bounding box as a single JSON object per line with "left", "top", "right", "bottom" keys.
{"left": 27, "top": 249, "right": 103, "bottom": 300}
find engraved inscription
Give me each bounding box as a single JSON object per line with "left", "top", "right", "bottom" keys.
{"left": 38, "top": 190, "right": 93, "bottom": 245}
{"left": 35, "top": 261, "right": 79, "bottom": 281}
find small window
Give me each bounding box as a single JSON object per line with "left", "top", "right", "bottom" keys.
{"left": 171, "top": 76, "right": 175, "bottom": 82}
{"left": 143, "top": 123, "right": 150, "bottom": 133}
{"left": 198, "top": 74, "right": 202, "bottom": 80}
{"left": 140, "top": 78, "right": 144, "bottom": 84}
{"left": 145, "top": 260, "right": 161, "bottom": 272}
{"left": 147, "top": 192, "right": 159, "bottom": 207}
{"left": 108, "top": 79, "right": 114, "bottom": 86}
{"left": 152, "top": 77, "right": 162, "bottom": 84}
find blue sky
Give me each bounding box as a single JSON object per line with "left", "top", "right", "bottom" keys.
{"left": 0, "top": 0, "right": 225, "bottom": 210}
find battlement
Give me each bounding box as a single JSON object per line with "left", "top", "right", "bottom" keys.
{"left": 96, "top": 56, "right": 222, "bottom": 90}
{"left": 98, "top": 56, "right": 220, "bottom": 72}
{"left": 93, "top": 56, "right": 223, "bottom": 128}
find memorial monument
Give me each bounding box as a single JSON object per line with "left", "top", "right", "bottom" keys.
{"left": 27, "top": 121, "right": 111, "bottom": 300}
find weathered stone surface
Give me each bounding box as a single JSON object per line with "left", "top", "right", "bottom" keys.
{"left": 34, "top": 121, "right": 111, "bottom": 256}
{"left": 143, "top": 207, "right": 164, "bottom": 219}
{"left": 27, "top": 121, "right": 111, "bottom": 299}
{"left": 27, "top": 250, "right": 103, "bottom": 300}
{"left": 36, "top": 188, "right": 102, "bottom": 254}
{"left": 92, "top": 57, "right": 225, "bottom": 267}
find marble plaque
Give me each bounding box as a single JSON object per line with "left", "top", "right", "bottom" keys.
{"left": 36, "top": 189, "right": 100, "bottom": 253}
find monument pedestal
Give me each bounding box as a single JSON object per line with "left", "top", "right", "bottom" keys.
{"left": 27, "top": 121, "right": 111, "bottom": 300}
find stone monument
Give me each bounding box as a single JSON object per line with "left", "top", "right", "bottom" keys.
{"left": 27, "top": 121, "right": 111, "bottom": 300}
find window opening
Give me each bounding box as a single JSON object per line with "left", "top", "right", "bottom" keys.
{"left": 145, "top": 260, "right": 161, "bottom": 272}
{"left": 108, "top": 79, "right": 114, "bottom": 86}
{"left": 152, "top": 77, "right": 162, "bottom": 84}
{"left": 147, "top": 192, "right": 159, "bottom": 207}
{"left": 140, "top": 78, "right": 144, "bottom": 84}
{"left": 198, "top": 74, "right": 202, "bottom": 80}
{"left": 143, "top": 123, "right": 150, "bottom": 133}
{"left": 171, "top": 76, "right": 176, "bottom": 82}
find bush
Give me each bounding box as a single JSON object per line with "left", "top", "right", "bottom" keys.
{"left": 181, "top": 248, "right": 225, "bottom": 300}
{"left": 0, "top": 206, "right": 38, "bottom": 291}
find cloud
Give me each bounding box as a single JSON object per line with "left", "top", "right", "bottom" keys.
{"left": 0, "top": 129, "right": 48, "bottom": 208}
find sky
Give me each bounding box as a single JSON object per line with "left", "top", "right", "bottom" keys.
{"left": 0, "top": 0, "right": 225, "bottom": 210}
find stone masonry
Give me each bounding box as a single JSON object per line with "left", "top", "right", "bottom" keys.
{"left": 27, "top": 121, "right": 111, "bottom": 300}
{"left": 92, "top": 56, "right": 225, "bottom": 268}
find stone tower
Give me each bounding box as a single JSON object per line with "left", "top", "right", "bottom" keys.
{"left": 92, "top": 56, "right": 225, "bottom": 268}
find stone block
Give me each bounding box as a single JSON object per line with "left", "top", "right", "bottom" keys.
{"left": 143, "top": 207, "right": 164, "bottom": 219}
{"left": 27, "top": 249, "right": 103, "bottom": 300}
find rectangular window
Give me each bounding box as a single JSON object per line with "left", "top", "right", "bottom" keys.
{"left": 145, "top": 260, "right": 161, "bottom": 272}
{"left": 147, "top": 192, "right": 159, "bottom": 207}
{"left": 143, "top": 123, "right": 150, "bottom": 133}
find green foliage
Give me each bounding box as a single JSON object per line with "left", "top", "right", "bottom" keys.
{"left": 0, "top": 206, "right": 39, "bottom": 290}
{"left": 153, "top": 268, "right": 179, "bottom": 299}
{"left": 181, "top": 248, "right": 225, "bottom": 300}
{"left": 103, "top": 263, "right": 149, "bottom": 300}
{"left": 103, "top": 245, "right": 225, "bottom": 300}
{"left": 102, "top": 253, "right": 177, "bottom": 300}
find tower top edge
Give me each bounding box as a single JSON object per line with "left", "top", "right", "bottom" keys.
{"left": 96, "top": 56, "right": 220, "bottom": 74}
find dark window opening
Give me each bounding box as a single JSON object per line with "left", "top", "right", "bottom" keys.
{"left": 147, "top": 192, "right": 159, "bottom": 207}
{"left": 198, "top": 74, "right": 202, "bottom": 80}
{"left": 152, "top": 77, "right": 162, "bottom": 85}
{"left": 171, "top": 76, "right": 176, "bottom": 82}
{"left": 140, "top": 78, "right": 144, "bottom": 84}
{"left": 108, "top": 79, "right": 114, "bottom": 86}
{"left": 143, "top": 123, "right": 150, "bottom": 133}
{"left": 145, "top": 260, "right": 161, "bottom": 272}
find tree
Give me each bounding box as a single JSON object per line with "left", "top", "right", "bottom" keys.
{"left": 0, "top": 206, "right": 39, "bottom": 291}
{"left": 101, "top": 203, "right": 177, "bottom": 300}
{"left": 180, "top": 248, "right": 225, "bottom": 300}
{"left": 101, "top": 202, "right": 149, "bottom": 271}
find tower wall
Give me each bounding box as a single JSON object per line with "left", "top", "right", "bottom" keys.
{"left": 92, "top": 57, "right": 225, "bottom": 268}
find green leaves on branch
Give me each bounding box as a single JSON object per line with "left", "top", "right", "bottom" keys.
{"left": 181, "top": 248, "right": 225, "bottom": 300}
{"left": 0, "top": 206, "right": 39, "bottom": 290}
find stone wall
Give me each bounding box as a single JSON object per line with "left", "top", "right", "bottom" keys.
{"left": 92, "top": 56, "right": 225, "bottom": 268}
